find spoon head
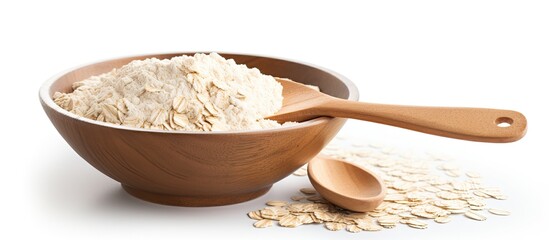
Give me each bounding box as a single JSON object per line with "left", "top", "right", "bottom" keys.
{"left": 307, "top": 155, "right": 386, "bottom": 212}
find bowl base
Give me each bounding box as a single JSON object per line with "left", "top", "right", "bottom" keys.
{"left": 122, "top": 184, "right": 272, "bottom": 207}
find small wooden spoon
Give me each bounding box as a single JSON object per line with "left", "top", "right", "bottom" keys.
{"left": 308, "top": 155, "right": 386, "bottom": 212}
{"left": 268, "top": 78, "right": 527, "bottom": 143}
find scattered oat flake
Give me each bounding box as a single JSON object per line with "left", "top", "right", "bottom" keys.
{"left": 398, "top": 212, "right": 416, "bottom": 219}
{"left": 437, "top": 191, "right": 461, "bottom": 200}
{"left": 385, "top": 194, "right": 407, "bottom": 202}
{"left": 470, "top": 205, "right": 485, "bottom": 211}
{"left": 405, "top": 219, "right": 428, "bottom": 229}
{"left": 392, "top": 181, "right": 413, "bottom": 191}
{"left": 291, "top": 195, "right": 306, "bottom": 201}
{"left": 466, "top": 171, "right": 482, "bottom": 178}
{"left": 377, "top": 215, "right": 400, "bottom": 225}
{"left": 488, "top": 208, "right": 511, "bottom": 216}
{"left": 260, "top": 209, "right": 279, "bottom": 220}
{"left": 440, "top": 163, "right": 459, "bottom": 170}
{"left": 314, "top": 211, "right": 338, "bottom": 222}
{"left": 448, "top": 209, "right": 468, "bottom": 214}
{"left": 437, "top": 184, "right": 454, "bottom": 191}
{"left": 467, "top": 198, "right": 486, "bottom": 207}
{"left": 300, "top": 188, "right": 317, "bottom": 195}
{"left": 407, "top": 223, "right": 428, "bottom": 229}
{"left": 253, "top": 219, "right": 273, "bottom": 228}
{"left": 368, "top": 211, "right": 388, "bottom": 217}
{"left": 434, "top": 216, "right": 452, "bottom": 223}
{"left": 434, "top": 210, "right": 451, "bottom": 217}
{"left": 473, "top": 190, "right": 492, "bottom": 198}
{"left": 325, "top": 222, "right": 346, "bottom": 231}
{"left": 278, "top": 215, "right": 302, "bottom": 228}
{"left": 423, "top": 186, "right": 441, "bottom": 193}
{"left": 266, "top": 200, "right": 287, "bottom": 207}
{"left": 297, "top": 214, "right": 315, "bottom": 224}
{"left": 380, "top": 224, "right": 396, "bottom": 229}
{"left": 346, "top": 224, "right": 362, "bottom": 233}
{"left": 444, "top": 170, "right": 461, "bottom": 177}
{"left": 465, "top": 211, "right": 487, "bottom": 221}
{"left": 493, "top": 195, "right": 508, "bottom": 200}
{"left": 410, "top": 209, "right": 436, "bottom": 219}
{"left": 261, "top": 207, "right": 289, "bottom": 220}
{"left": 247, "top": 210, "right": 262, "bottom": 220}
{"left": 358, "top": 223, "right": 383, "bottom": 231}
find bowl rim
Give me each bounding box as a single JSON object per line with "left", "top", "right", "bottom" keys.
{"left": 39, "top": 52, "right": 360, "bottom": 135}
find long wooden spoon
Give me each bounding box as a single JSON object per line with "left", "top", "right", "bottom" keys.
{"left": 268, "top": 78, "right": 527, "bottom": 143}
{"left": 307, "top": 155, "right": 386, "bottom": 212}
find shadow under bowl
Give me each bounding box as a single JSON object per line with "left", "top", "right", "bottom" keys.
{"left": 39, "top": 52, "right": 359, "bottom": 206}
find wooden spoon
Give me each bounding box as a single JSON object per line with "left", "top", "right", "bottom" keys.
{"left": 307, "top": 155, "right": 386, "bottom": 212}
{"left": 268, "top": 78, "right": 527, "bottom": 143}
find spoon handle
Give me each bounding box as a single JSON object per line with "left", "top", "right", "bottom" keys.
{"left": 324, "top": 99, "right": 527, "bottom": 143}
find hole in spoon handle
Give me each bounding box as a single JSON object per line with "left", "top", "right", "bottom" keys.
{"left": 495, "top": 117, "right": 513, "bottom": 128}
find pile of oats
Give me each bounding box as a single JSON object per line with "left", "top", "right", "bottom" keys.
{"left": 249, "top": 139, "right": 510, "bottom": 233}
{"left": 53, "top": 53, "right": 283, "bottom": 131}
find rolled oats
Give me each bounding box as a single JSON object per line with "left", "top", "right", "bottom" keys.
{"left": 253, "top": 219, "right": 273, "bottom": 228}
{"left": 252, "top": 138, "right": 509, "bottom": 233}
{"left": 465, "top": 210, "right": 487, "bottom": 221}
{"left": 488, "top": 208, "right": 511, "bottom": 216}
{"left": 53, "top": 53, "right": 283, "bottom": 131}
{"left": 325, "top": 222, "right": 346, "bottom": 231}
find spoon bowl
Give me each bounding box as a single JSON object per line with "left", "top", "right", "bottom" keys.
{"left": 308, "top": 155, "right": 386, "bottom": 212}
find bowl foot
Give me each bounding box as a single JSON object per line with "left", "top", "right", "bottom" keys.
{"left": 121, "top": 184, "right": 272, "bottom": 207}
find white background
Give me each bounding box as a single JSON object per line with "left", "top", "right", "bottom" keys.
{"left": 1, "top": 0, "right": 548, "bottom": 239}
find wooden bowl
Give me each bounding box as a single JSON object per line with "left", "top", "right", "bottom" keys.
{"left": 39, "top": 53, "right": 359, "bottom": 206}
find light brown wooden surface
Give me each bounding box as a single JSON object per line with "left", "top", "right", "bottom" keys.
{"left": 269, "top": 79, "right": 527, "bottom": 143}
{"left": 39, "top": 53, "right": 358, "bottom": 206}
{"left": 307, "top": 155, "right": 386, "bottom": 212}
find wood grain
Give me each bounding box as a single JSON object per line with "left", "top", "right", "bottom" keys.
{"left": 39, "top": 53, "right": 358, "bottom": 206}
